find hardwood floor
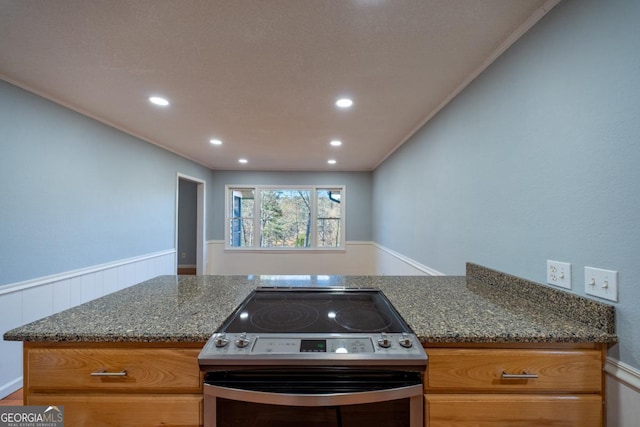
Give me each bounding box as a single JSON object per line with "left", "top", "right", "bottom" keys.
{"left": 0, "top": 388, "right": 23, "bottom": 406}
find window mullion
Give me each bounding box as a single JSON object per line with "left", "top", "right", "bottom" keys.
{"left": 340, "top": 186, "right": 345, "bottom": 247}
{"left": 254, "top": 187, "right": 261, "bottom": 248}
{"left": 225, "top": 186, "right": 230, "bottom": 246}
{"left": 310, "top": 187, "right": 317, "bottom": 248}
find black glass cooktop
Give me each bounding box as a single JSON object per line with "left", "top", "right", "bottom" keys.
{"left": 218, "top": 288, "right": 410, "bottom": 334}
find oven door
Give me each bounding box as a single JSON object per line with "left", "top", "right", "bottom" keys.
{"left": 203, "top": 368, "right": 423, "bottom": 427}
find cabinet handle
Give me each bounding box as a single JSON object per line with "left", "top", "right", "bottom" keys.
{"left": 90, "top": 369, "right": 127, "bottom": 377}
{"left": 501, "top": 371, "right": 538, "bottom": 379}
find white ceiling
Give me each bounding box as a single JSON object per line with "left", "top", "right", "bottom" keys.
{"left": 0, "top": 0, "right": 558, "bottom": 171}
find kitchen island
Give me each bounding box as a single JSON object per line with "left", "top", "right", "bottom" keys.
{"left": 4, "top": 263, "right": 617, "bottom": 426}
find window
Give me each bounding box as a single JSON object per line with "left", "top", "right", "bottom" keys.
{"left": 226, "top": 186, "right": 345, "bottom": 250}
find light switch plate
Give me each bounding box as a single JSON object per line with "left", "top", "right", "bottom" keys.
{"left": 547, "top": 260, "right": 571, "bottom": 289}
{"left": 585, "top": 266, "right": 618, "bottom": 302}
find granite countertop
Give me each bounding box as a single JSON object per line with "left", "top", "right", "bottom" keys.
{"left": 3, "top": 264, "right": 617, "bottom": 345}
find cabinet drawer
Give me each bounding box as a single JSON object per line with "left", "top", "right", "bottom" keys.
{"left": 28, "top": 394, "right": 202, "bottom": 427}
{"left": 27, "top": 347, "right": 202, "bottom": 393}
{"left": 425, "top": 348, "right": 602, "bottom": 393}
{"left": 425, "top": 394, "right": 602, "bottom": 427}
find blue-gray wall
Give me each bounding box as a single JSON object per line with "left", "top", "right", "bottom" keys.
{"left": 373, "top": 0, "right": 639, "bottom": 368}
{"left": 0, "top": 80, "right": 215, "bottom": 286}
{"left": 210, "top": 170, "right": 372, "bottom": 242}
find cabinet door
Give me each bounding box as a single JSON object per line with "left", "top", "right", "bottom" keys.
{"left": 426, "top": 348, "right": 602, "bottom": 393}
{"left": 28, "top": 394, "right": 202, "bottom": 427}
{"left": 425, "top": 394, "right": 602, "bottom": 427}
{"left": 27, "top": 347, "right": 202, "bottom": 393}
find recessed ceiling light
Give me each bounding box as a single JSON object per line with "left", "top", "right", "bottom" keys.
{"left": 330, "top": 140, "right": 342, "bottom": 147}
{"left": 210, "top": 139, "right": 223, "bottom": 145}
{"left": 239, "top": 158, "right": 248, "bottom": 164}
{"left": 335, "top": 98, "right": 353, "bottom": 108}
{"left": 327, "top": 159, "right": 337, "bottom": 165}
{"left": 148, "top": 96, "right": 170, "bottom": 106}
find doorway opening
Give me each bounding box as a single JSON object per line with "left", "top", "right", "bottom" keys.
{"left": 176, "top": 174, "right": 206, "bottom": 275}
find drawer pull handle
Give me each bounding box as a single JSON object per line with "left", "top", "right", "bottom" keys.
{"left": 501, "top": 371, "right": 539, "bottom": 379}
{"left": 90, "top": 369, "right": 127, "bottom": 377}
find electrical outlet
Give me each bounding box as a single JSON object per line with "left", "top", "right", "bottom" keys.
{"left": 181, "top": 252, "right": 187, "bottom": 259}
{"left": 585, "top": 266, "right": 618, "bottom": 302}
{"left": 547, "top": 260, "right": 571, "bottom": 289}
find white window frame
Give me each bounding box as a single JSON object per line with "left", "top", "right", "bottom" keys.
{"left": 224, "top": 185, "right": 346, "bottom": 252}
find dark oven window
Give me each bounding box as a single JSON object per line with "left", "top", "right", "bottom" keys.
{"left": 217, "top": 398, "right": 410, "bottom": 427}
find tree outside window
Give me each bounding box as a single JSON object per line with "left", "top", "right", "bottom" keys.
{"left": 226, "top": 186, "right": 344, "bottom": 250}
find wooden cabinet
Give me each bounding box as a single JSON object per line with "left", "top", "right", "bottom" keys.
{"left": 425, "top": 394, "right": 602, "bottom": 426}
{"left": 22, "top": 341, "right": 607, "bottom": 426}
{"left": 423, "top": 344, "right": 606, "bottom": 427}
{"left": 24, "top": 342, "right": 205, "bottom": 427}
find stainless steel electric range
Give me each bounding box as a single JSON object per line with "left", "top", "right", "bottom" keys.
{"left": 198, "top": 287, "right": 427, "bottom": 427}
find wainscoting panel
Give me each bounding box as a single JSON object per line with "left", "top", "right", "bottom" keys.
{"left": 0, "top": 250, "right": 176, "bottom": 399}
{"left": 205, "top": 241, "right": 377, "bottom": 276}
{"left": 606, "top": 359, "right": 640, "bottom": 427}
{"left": 205, "top": 241, "right": 443, "bottom": 277}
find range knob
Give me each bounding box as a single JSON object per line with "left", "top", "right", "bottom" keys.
{"left": 214, "top": 333, "right": 229, "bottom": 348}
{"left": 377, "top": 333, "right": 391, "bottom": 348}
{"left": 235, "top": 332, "right": 250, "bottom": 348}
{"left": 399, "top": 332, "right": 413, "bottom": 348}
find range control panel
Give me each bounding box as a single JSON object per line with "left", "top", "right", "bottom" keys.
{"left": 198, "top": 332, "right": 428, "bottom": 369}
{"left": 254, "top": 337, "right": 375, "bottom": 353}
{"left": 201, "top": 332, "right": 425, "bottom": 356}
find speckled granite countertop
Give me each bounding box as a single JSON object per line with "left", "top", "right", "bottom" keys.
{"left": 3, "top": 264, "right": 617, "bottom": 345}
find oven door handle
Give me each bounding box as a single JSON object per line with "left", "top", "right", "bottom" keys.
{"left": 204, "top": 383, "right": 423, "bottom": 407}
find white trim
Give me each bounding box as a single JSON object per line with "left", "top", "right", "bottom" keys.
{"left": 372, "top": 242, "right": 445, "bottom": 276}
{"left": 606, "top": 357, "right": 640, "bottom": 392}
{"left": 0, "top": 249, "right": 176, "bottom": 295}
{"left": 214, "top": 240, "right": 377, "bottom": 248}
{"left": 223, "top": 247, "right": 347, "bottom": 254}
{"left": 373, "top": 0, "right": 562, "bottom": 170}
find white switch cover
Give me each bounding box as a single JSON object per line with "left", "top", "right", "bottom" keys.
{"left": 585, "top": 266, "right": 618, "bottom": 302}
{"left": 547, "top": 260, "right": 572, "bottom": 289}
